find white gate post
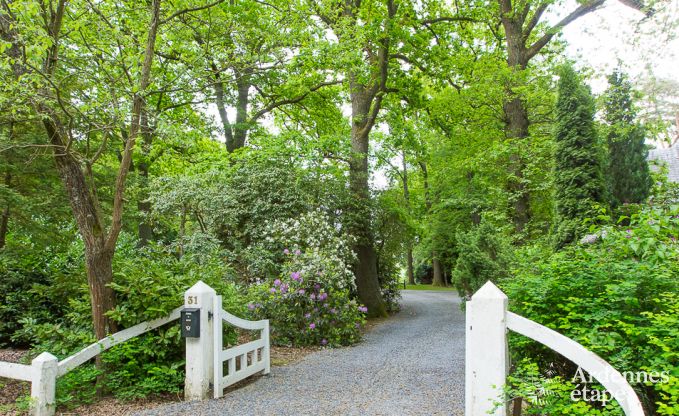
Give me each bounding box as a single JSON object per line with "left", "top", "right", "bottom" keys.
{"left": 184, "top": 281, "right": 216, "bottom": 400}
{"left": 30, "top": 352, "right": 57, "bottom": 416}
{"left": 466, "top": 281, "right": 508, "bottom": 416}
{"left": 262, "top": 320, "right": 270, "bottom": 375}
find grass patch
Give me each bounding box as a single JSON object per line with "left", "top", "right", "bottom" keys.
{"left": 403, "top": 284, "right": 457, "bottom": 291}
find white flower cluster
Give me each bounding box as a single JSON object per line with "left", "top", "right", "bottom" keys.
{"left": 263, "top": 211, "right": 356, "bottom": 290}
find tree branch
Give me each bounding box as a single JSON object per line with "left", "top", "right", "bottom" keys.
{"left": 523, "top": 2, "right": 549, "bottom": 39}
{"left": 420, "top": 16, "right": 477, "bottom": 25}
{"left": 525, "top": 0, "right": 604, "bottom": 61}
{"left": 250, "top": 80, "right": 343, "bottom": 122}
{"left": 106, "top": 0, "right": 161, "bottom": 251}
{"left": 160, "top": 0, "right": 226, "bottom": 25}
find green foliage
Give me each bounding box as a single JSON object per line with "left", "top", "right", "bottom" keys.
{"left": 0, "top": 233, "right": 83, "bottom": 346}
{"left": 16, "top": 234, "right": 243, "bottom": 407}
{"left": 374, "top": 190, "right": 406, "bottom": 312}
{"left": 603, "top": 70, "right": 652, "bottom": 206}
{"left": 504, "top": 205, "right": 679, "bottom": 414}
{"left": 0, "top": 0, "right": 673, "bottom": 410}
{"left": 503, "top": 359, "right": 624, "bottom": 415}
{"left": 149, "top": 154, "right": 349, "bottom": 282}
{"left": 451, "top": 220, "right": 512, "bottom": 297}
{"left": 553, "top": 64, "right": 607, "bottom": 248}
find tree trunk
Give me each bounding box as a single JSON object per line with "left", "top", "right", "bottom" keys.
{"left": 0, "top": 171, "right": 10, "bottom": 249}
{"left": 85, "top": 245, "right": 118, "bottom": 339}
{"left": 45, "top": 116, "right": 119, "bottom": 338}
{"left": 501, "top": 8, "right": 531, "bottom": 235}
{"left": 137, "top": 110, "right": 153, "bottom": 245}
{"left": 219, "top": 70, "right": 251, "bottom": 153}
{"left": 233, "top": 75, "right": 250, "bottom": 150}
{"left": 419, "top": 161, "right": 443, "bottom": 286}
{"left": 348, "top": 135, "right": 387, "bottom": 317}
{"left": 432, "top": 255, "right": 445, "bottom": 287}
{"left": 348, "top": 87, "right": 387, "bottom": 318}
{"left": 406, "top": 248, "right": 415, "bottom": 285}
{"left": 504, "top": 97, "right": 530, "bottom": 234}
{"left": 327, "top": 0, "right": 394, "bottom": 318}
{"left": 401, "top": 150, "right": 415, "bottom": 285}
{"left": 0, "top": 204, "right": 8, "bottom": 249}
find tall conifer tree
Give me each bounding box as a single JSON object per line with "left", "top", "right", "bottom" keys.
{"left": 553, "top": 65, "right": 607, "bottom": 248}
{"left": 603, "top": 70, "right": 651, "bottom": 206}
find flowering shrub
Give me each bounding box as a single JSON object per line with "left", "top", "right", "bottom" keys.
{"left": 261, "top": 211, "right": 356, "bottom": 290}
{"left": 248, "top": 247, "right": 367, "bottom": 347}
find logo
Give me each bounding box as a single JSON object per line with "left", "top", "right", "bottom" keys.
{"left": 570, "top": 366, "right": 670, "bottom": 406}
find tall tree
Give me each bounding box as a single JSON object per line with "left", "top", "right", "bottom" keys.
{"left": 553, "top": 65, "right": 606, "bottom": 248}
{"left": 603, "top": 70, "right": 651, "bottom": 206}
{"left": 311, "top": 0, "right": 405, "bottom": 317}
{"left": 0, "top": 0, "right": 220, "bottom": 340}
{"left": 0, "top": 0, "right": 162, "bottom": 339}
{"left": 495, "top": 0, "right": 650, "bottom": 234}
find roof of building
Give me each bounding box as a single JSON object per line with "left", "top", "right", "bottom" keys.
{"left": 648, "top": 145, "right": 679, "bottom": 182}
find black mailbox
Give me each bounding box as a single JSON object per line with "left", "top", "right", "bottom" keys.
{"left": 181, "top": 308, "right": 200, "bottom": 338}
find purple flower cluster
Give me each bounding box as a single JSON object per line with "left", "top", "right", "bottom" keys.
{"left": 253, "top": 260, "right": 364, "bottom": 348}
{"left": 270, "top": 278, "right": 290, "bottom": 294}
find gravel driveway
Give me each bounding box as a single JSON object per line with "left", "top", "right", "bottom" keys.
{"left": 136, "top": 290, "right": 465, "bottom": 416}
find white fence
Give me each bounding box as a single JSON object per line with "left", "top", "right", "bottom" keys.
{"left": 0, "top": 281, "right": 269, "bottom": 416}
{"left": 465, "top": 281, "right": 645, "bottom": 416}
{"left": 213, "top": 294, "right": 270, "bottom": 398}
{"left": 0, "top": 307, "right": 182, "bottom": 416}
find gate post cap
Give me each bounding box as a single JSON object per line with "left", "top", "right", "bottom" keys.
{"left": 472, "top": 281, "right": 507, "bottom": 300}
{"left": 187, "top": 280, "right": 216, "bottom": 295}
{"left": 32, "top": 352, "right": 58, "bottom": 365}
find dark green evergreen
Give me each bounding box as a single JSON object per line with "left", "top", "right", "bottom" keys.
{"left": 603, "top": 70, "right": 651, "bottom": 206}
{"left": 553, "top": 65, "right": 607, "bottom": 248}
{"left": 451, "top": 220, "right": 511, "bottom": 298}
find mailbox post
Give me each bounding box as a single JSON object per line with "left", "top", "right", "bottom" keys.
{"left": 184, "top": 281, "right": 215, "bottom": 401}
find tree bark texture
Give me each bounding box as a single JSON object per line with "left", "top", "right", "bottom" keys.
{"left": 432, "top": 255, "right": 445, "bottom": 287}
{"left": 348, "top": 84, "right": 387, "bottom": 317}
{"left": 137, "top": 110, "right": 154, "bottom": 246}
{"left": 500, "top": 3, "right": 531, "bottom": 235}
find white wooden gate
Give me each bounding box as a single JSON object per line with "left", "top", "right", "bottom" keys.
{"left": 212, "top": 295, "right": 270, "bottom": 398}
